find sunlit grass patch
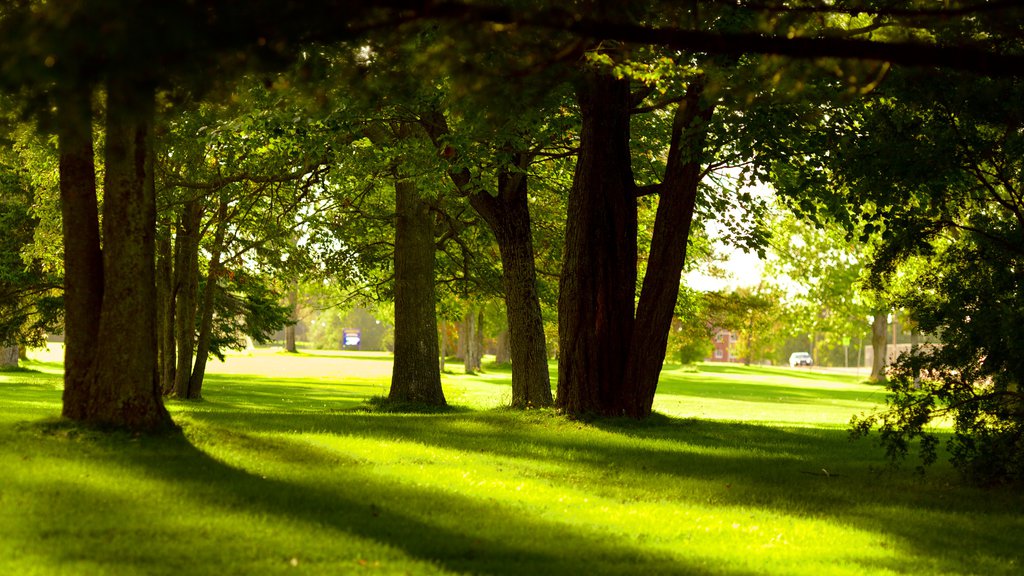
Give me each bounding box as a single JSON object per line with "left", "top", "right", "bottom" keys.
{"left": 1, "top": 348, "right": 1022, "bottom": 575}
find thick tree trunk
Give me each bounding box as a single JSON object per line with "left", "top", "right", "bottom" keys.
{"left": 0, "top": 346, "right": 18, "bottom": 369}
{"left": 388, "top": 178, "right": 446, "bottom": 405}
{"left": 57, "top": 87, "right": 104, "bottom": 419}
{"left": 69, "top": 77, "right": 171, "bottom": 430}
{"left": 557, "top": 71, "right": 638, "bottom": 416}
{"left": 156, "top": 222, "right": 175, "bottom": 394}
{"left": 188, "top": 201, "right": 228, "bottom": 400}
{"left": 870, "top": 311, "right": 888, "bottom": 382}
{"left": 471, "top": 165, "right": 553, "bottom": 407}
{"left": 622, "top": 80, "right": 713, "bottom": 418}
{"left": 172, "top": 200, "right": 202, "bottom": 398}
{"left": 284, "top": 285, "right": 298, "bottom": 353}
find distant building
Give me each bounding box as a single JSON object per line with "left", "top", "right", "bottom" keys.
{"left": 709, "top": 328, "right": 742, "bottom": 363}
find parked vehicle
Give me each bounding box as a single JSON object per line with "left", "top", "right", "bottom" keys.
{"left": 789, "top": 352, "right": 813, "bottom": 367}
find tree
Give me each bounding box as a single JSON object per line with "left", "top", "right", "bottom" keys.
{"left": 388, "top": 147, "right": 447, "bottom": 405}
{"left": 762, "top": 207, "right": 878, "bottom": 369}
{"left": 155, "top": 79, "right": 331, "bottom": 398}
{"left": 840, "top": 68, "right": 1024, "bottom": 484}
{"left": 0, "top": 122, "right": 62, "bottom": 369}
{"left": 702, "top": 286, "right": 783, "bottom": 366}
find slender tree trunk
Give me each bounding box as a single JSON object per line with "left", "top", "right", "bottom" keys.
{"left": 0, "top": 346, "right": 17, "bottom": 368}
{"left": 456, "top": 313, "right": 468, "bottom": 362}
{"left": 388, "top": 177, "right": 446, "bottom": 405}
{"left": 870, "top": 311, "right": 888, "bottom": 382}
{"left": 910, "top": 326, "right": 921, "bottom": 387}
{"left": 284, "top": 284, "right": 298, "bottom": 353}
{"left": 419, "top": 107, "right": 554, "bottom": 408}
{"left": 57, "top": 87, "right": 104, "bottom": 420}
{"left": 76, "top": 77, "right": 171, "bottom": 430}
{"left": 471, "top": 164, "right": 552, "bottom": 407}
{"left": 172, "top": 200, "right": 202, "bottom": 398}
{"left": 622, "top": 80, "right": 713, "bottom": 417}
{"left": 188, "top": 200, "right": 228, "bottom": 399}
{"left": 557, "top": 71, "right": 638, "bottom": 416}
{"left": 495, "top": 329, "right": 511, "bottom": 365}
{"left": 476, "top": 308, "right": 485, "bottom": 366}
{"left": 156, "top": 222, "right": 175, "bottom": 394}
{"left": 18, "top": 345, "right": 27, "bottom": 361}
{"left": 439, "top": 321, "right": 448, "bottom": 372}
{"left": 463, "top": 308, "right": 479, "bottom": 374}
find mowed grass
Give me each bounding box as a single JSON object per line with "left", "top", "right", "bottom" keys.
{"left": 1, "top": 349, "right": 1021, "bottom": 575}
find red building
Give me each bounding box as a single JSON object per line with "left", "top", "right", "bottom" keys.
{"left": 709, "top": 328, "right": 741, "bottom": 362}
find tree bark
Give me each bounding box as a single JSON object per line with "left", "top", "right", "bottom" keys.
{"left": 57, "top": 87, "right": 104, "bottom": 420}
{"left": 439, "top": 320, "right": 448, "bottom": 372}
{"left": 557, "top": 71, "right": 638, "bottom": 416}
{"left": 156, "top": 221, "right": 175, "bottom": 394}
{"left": 0, "top": 346, "right": 17, "bottom": 369}
{"left": 388, "top": 177, "right": 446, "bottom": 405}
{"left": 418, "top": 108, "right": 554, "bottom": 408}
{"left": 188, "top": 199, "right": 228, "bottom": 399}
{"left": 462, "top": 307, "right": 479, "bottom": 374}
{"left": 870, "top": 311, "right": 888, "bottom": 381}
{"left": 68, "top": 76, "right": 171, "bottom": 430}
{"left": 495, "top": 329, "right": 511, "bottom": 365}
{"left": 172, "top": 200, "right": 203, "bottom": 399}
{"left": 284, "top": 284, "right": 298, "bottom": 353}
{"left": 471, "top": 162, "right": 553, "bottom": 407}
{"left": 622, "top": 79, "right": 713, "bottom": 418}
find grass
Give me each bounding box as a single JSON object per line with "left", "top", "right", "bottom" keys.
{"left": 1, "top": 348, "right": 1021, "bottom": 575}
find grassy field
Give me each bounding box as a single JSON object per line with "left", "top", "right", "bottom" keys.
{"left": 1, "top": 348, "right": 1021, "bottom": 575}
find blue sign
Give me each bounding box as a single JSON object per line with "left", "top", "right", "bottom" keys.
{"left": 342, "top": 329, "right": 361, "bottom": 348}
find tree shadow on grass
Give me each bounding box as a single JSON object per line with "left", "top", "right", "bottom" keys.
{"left": 180, "top": 408, "right": 1024, "bottom": 575}
{"left": 12, "top": 426, "right": 749, "bottom": 576}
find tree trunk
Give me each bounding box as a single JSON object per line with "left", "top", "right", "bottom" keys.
{"left": 67, "top": 77, "right": 171, "bottom": 430}
{"left": 388, "top": 177, "right": 446, "bottom": 405}
{"left": 622, "top": 79, "right": 713, "bottom": 417}
{"left": 495, "top": 329, "right": 511, "bottom": 365}
{"left": 57, "top": 87, "right": 104, "bottom": 420}
{"left": 188, "top": 200, "right": 228, "bottom": 400}
{"left": 172, "top": 200, "right": 202, "bottom": 398}
{"left": 0, "top": 346, "right": 17, "bottom": 369}
{"left": 557, "top": 71, "right": 638, "bottom": 416}
{"left": 870, "top": 311, "right": 888, "bottom": 382}
{"left": 419, "top": 109, "right": 554, "bottom": 408}
{"left": 463, "top": 308, "right": 479, "bottom": 374}
{"left": 156, "top": 222, "right": 175, "bottom": 394}
{"left": 476, "top": 308, "right": 485, "bottom": 366}
{"left": 439, "top": 320, "right": 448, "bottom": 372}
{"left": 471, "top": 163, "right": 552, "bottom": 407}
{"left": 284, "top": 284, "right": 298, "bottom": 353}
{"left": 910, "top": 326, "right": 921, "bottom": 387}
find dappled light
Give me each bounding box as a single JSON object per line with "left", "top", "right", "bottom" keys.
{"left": 2, "top": 350, "right": 1021, "bottom": 575}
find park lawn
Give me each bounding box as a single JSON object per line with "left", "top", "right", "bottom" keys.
{"left": 0, "top": 349, "right": 1021, "bottom": 575}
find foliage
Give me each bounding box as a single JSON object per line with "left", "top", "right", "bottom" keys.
{"left": 763, "top": 206, "right": 875, "bottom": 366}
{"left": 203, "top": 269, "right": 293, "bottom": 362}
{"left": 799, "top": 67, "right": 1024, "bottom": 483}
{"left": 0, "top": 126, "right": 61, "bottom": 348}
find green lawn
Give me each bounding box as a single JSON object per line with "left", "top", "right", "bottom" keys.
{"left": 1, "top": 348, "right": 1021, "bottom": 575}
